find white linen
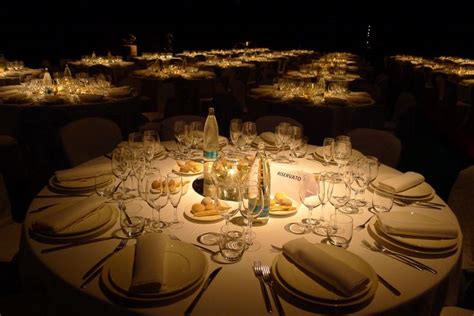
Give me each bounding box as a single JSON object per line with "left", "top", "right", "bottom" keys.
{"left": 130, "top": 233, "right": 168, "bottom": 294}
{"left": 55, "top": 162, "right": 111, "bottom": 182}
{"left": 282, "top": 238, "right": 369, "bottom": 296}
{"left": 377, "top": 212, "right": 458, "bottom": 239}
{"left": 32, "top": 195, "right": 107, "bottom": 234}
{"left": 108, "top": 86, "right": 131, "bottom": 98}
{"left": 379, "top": 171, "right": 425, "bottom": 193}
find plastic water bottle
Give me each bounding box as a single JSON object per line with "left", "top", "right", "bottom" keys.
{"left": 203, "top": 107, "right": 219, "bottom": 160}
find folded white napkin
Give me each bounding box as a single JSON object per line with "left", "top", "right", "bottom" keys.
{"left": 259, "top": 132, "right": 276, "bottom": 145}
{"left": 55, "top": 162, "right": 112, "bottom": 182}
{"left": 379, "top": 171, "right": 425, "bottom": 193}
{"left": 130, "top": 233, "right": 168, "bottom": 294}
{"left": 377, "top": 212, "right": 458, "bottom": 239}
{"left": 283, "top": 238, "right": 369, "bottom": 296}
{"left": 32, "top": 195, "right": 107, "bottom": 234}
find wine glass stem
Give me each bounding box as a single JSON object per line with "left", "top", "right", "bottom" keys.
{"left": 247, "top": 218, "right": 253, "bottom": 245}
{"left": 173, "top": 206, "right": 178, "bottom": 223}
{"left": 320, "top": 203, "right": 325, "bottom": 221}
{"left": 307, "top": 207, "right": 313, "bottom": 228}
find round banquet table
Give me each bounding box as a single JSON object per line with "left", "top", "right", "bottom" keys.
{"left": 20, "top": 142, "right": 462, "bottom": 316}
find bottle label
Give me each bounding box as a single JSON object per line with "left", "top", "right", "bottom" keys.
{"left": 204, "top": 150, "right": 218, "bottom": 159}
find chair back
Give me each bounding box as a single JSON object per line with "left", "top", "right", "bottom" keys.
{"left": 60, "top": 117, "right": 122, "bottom": 167}
{"left": 160, "top": 115, "right": 205, "bottom": 141}
{"left": 347, "top": 128, "right": 401, "bottom": 168}
{"left": 255, "top": 115, "right": 303, "bottom": 134}
{"left": 448, "top": 165, "right": 474, "bottom": 271}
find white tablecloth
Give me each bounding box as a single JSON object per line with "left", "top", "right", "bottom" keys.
{"left": 20, "top": 143, "right": 462, "bottom": 315}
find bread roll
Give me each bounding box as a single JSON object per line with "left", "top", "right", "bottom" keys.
{"left": 191, "top": 203, "right": 206, "bottom": 214}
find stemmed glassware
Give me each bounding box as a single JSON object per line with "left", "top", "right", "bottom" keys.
{"left": 229, "top": 118, "right": 243, "bottom": 152}
{"left": 328, "top": 173, "right": 351, "bottom": 215}
{"left": 342, "top": 158, "right": 370, "bottom": 213}
{"left": 191, "top": 121, "right": 203, "bottom": 153}
{"left": 242, "top": 121, "right": 257, "bottom": 151}
{"left": 182, "top": 124, "right": 194, "bottom": 158}
{"left": 213, "top": 183, "right": 241, "bottom": 228}
{"left": 240, "top": 180, "right": 263, "bottom": 246}
{"left": 366, "top": 155, "right": 379, "bottom": 185}
{"left": 288, "top": 125, "right": 302, "bottom": 161}
{"left": 167, "top": 172, "right": 184, "bottom": 228}
{"left": 299, "top": 173, "right": 322, "bottom": 233}
{"left": 142, "top": 171, "right": 169, "bottom": 232}
{"left": 314, "top": 172, "right": 331, "bottom": 235}
{"left": 274, "top": 122, "right": 292, "bottom": 162}
{"left": 174, "top": 120, "right": 186, "bottom": 159}
{"left": 333, "top": 137, "right": 351, "bottom": 176}
{"left": 322, "top": 137, "right": 334, "bottom": 166}
{"left": 112, "top": 146, "right": 132, "bottom": 201}
{"left": 143, "top": 130, "right": 160, "bottom": 170}
{"left": 128, "top": 132, "right": 143, "bottom": 197}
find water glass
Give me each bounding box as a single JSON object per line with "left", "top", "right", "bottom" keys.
{"left": 372, "top": 187, "right": 394, "bottom": 213}
{"left": 327, "top": 213, "right": 353, "bottom": 248}
{"left": 219, "top": 224, "right": 245, "bottom": 262}
{"left": 120, "top": 203, "right": 144, "bottom": 238}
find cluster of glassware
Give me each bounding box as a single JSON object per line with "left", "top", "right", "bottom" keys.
{"left": 0, "top": 60, "right": 25, "bottom": 73}
{"left": 172, "top": 120, "right": 204, "bottom": 159}
{"left": 274, "top": 77, "right": 326, "bottom": 103}
{"left": 80, "top": 52, "right": 124, "bottom": 66}
{"left": 140, "top": 52, "right": 174, "bottom": 61}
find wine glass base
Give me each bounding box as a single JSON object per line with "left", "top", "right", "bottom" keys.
{"left": 169, "top": 220, "right": 184, "bottom": 229}
{"left": 301, "top": 218, "right": 319, "bottom": 225}
{"left": 313, "top": 225, "right": 328, "bottom": 236}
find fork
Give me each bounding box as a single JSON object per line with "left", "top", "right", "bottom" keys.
{"left": 260, "top": 265, "right": 285, "bottom": 316}
{"left": 252, "top": 261, "right": 272, "bottom": 313}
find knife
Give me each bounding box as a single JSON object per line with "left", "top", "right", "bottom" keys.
{"left": 185, "top": 267, "right": 222, "bottom": 316}
{"left": 377, "top": 273, "right": 401, "bottom": 296}
{"left": 81, "top": 239, "right": 128, "bottom": 281}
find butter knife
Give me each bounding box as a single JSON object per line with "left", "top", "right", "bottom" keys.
{"left": 377, "top": 273, "right": 401, "bottom": 296}
{"left": 185, "top": 267, "right": 222, "bottom": 316}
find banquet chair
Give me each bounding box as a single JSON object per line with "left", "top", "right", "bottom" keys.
{"left": 0, "top": 173, "right": 21, "bottom": 265}
{"left": 255, "top": 116, "right": 303, "bottom": 134}
{"left": 347, "top": 128, "right": 401, "bottom": 168}
{"left": 59, "top": 117, "right": 122, "bottom": 167}
{"left": 160, "top": 115, "right": 205, "bottom": 141}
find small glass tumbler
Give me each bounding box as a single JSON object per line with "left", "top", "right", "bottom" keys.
{"left": 372, "top": 187, "right": 394, "bottom": 213}
{"left": 120, "top": 203, "right": 144, "bottom": 238}
{"left": 219, "top": 224, "right": 245, "bottom": 262}
{"left": 327, "top": 213, "right": 353, "bottom": 248}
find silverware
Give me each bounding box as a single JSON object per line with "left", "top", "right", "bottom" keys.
{"left": 355, "top": 215, "right": 376, "bottom": 231}
{"left": 80, "top": 239, "right": 128, "bottom": 289}
{"left": 185, "top": 267, "right": 222, "bottom": 316}
{"left": 253, "top": 261, "right": 272, "bottom": 313}
{"left": 41, "top": 236, "right": 117, "bottom": 254}
{"left": 376, "top": 273, "right": 401, "bottom": 296}
{"left": 30, "top": 203, "right": 61, "bottom": 213}
{"left": 393, "top": 200, "right": 442, "bottom": 210}
{"left": 261, "top": 265, "right": 285, "bottom": 316}
{"left": 362, "top": 239, "right": 437, "bottom": 274}
{"left": 372, "top": 240, "right": 437, "bottom": 274}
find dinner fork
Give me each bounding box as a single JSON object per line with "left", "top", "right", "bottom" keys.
{"left": 252, "top": 261, "right": 272, "bottom": 313}
{"left": 260, "top": 265, "right": 285, "bottom": 316}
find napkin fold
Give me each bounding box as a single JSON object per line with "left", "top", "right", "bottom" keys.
{"left": 282, "top": 238, "right": 369, "bottom": 296}
{"left": 55, "top": 162, "right": 112, "bottom": 182}
{"left": 32, "top": 195, "right": 107, "bottom": 234}
{"left": 130, "top": 233, "right": 168, "bottom": 294}
{"left": 379, "top": 171, "right": 425, "bottom": 193}
{"left": 259, "top": 132, "right": 276, "bottom": 145}
{"left": 377, "top": 212, "right": 458, "bottom": 239}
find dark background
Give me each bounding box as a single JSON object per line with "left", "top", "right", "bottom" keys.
{"left": 1, "top": 1, "right": 473, "bottom": 68}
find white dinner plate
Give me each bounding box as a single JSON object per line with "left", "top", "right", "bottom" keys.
{"left": 30, "top": 204, "right": 118, "bottom": 244}
{"left": 102, "top": 240, "right": 207, "bottom": 302}
{"left": 271, "top": 246, "right": 377, "bottom": 307}
{"left": 49, "top": 174, "right": 112, "bottom": 190}
{"left": 183, "top": 207, "right": 223, "bottom": 222}
{"left": 367, "top": 218, "right": 458, "bottom": 255}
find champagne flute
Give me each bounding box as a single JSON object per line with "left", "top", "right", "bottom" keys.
{"left": 128, "top": 132, "right": 143, "bottom": 196}
{"left": 314, "top": 172, "right": 330, "bottom": 235}
{"left": 112, "top": 147, "right": 131, "bottom": 200}
{"left": 229, "top": 118, "right": 242, "bottom": 152}
{"left": 299, "top": 173, "right": 322, "bottom": 233}
{"left": 240, "top": 180, "right": 263, "bottom": 246}
{"left": 242, "top": 121, "right": 257, "bottom": 151}
{"left": 322, "top": 137, "right": 334, "bottom": 166}
{"left": 289, "top": 125, "right": 302, "bottom": 160}
{"left": 174, "top": 120, "right": 186, "bottom": 159}
{"left": 167, "top": 172, "right": 184, "bottom": 228}
{"left": 143, "top": 130, "right": 160, "bottom": 170}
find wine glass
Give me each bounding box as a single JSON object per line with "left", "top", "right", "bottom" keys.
{"left": 289, "top": 125, "right": 302, "bottom": 160}
{"left": 167, "top": 172, "right": 184, "bottom": 228}
{"left": 366, "top": 155, "right": 379, "bottom": 185}
{"left": 299, "top": 173, "right": 322, "bottom": 233}
{"left": 142, "top": 171, "right": 169, "bottom": 232}
{"left": 322, "top": 137, "right": 334, "bottom": 167}
{"left": 174, "top": 120, "right": 186, "bottom": 158}
{"left": 229, "top": 118, "right": 243, "bottom": 151}
{"left": 143, "top": 130, "right": 160, "bottom": 170}
{"left": 328, "top": 173, "right": 351, "bottom": 215}
{"left": 213, "top": 183, "right": 241, "bottom": 227}
{"left": 128, "top": 132, "right": 143, "bottom": 196}
{"left": 333, "top": 138, "right": 351, "bottom": 176}
{"left": 240, "top": 180, "right": 263, "bottom": 246}
{"left": 242, "top": 121, "right": 257, "bottom": 151}
{"left": 112, "top": 146, "right": 132, "bottom": 200}
{"left": 314, "top": 172, "right": 331, "bottom": 235}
